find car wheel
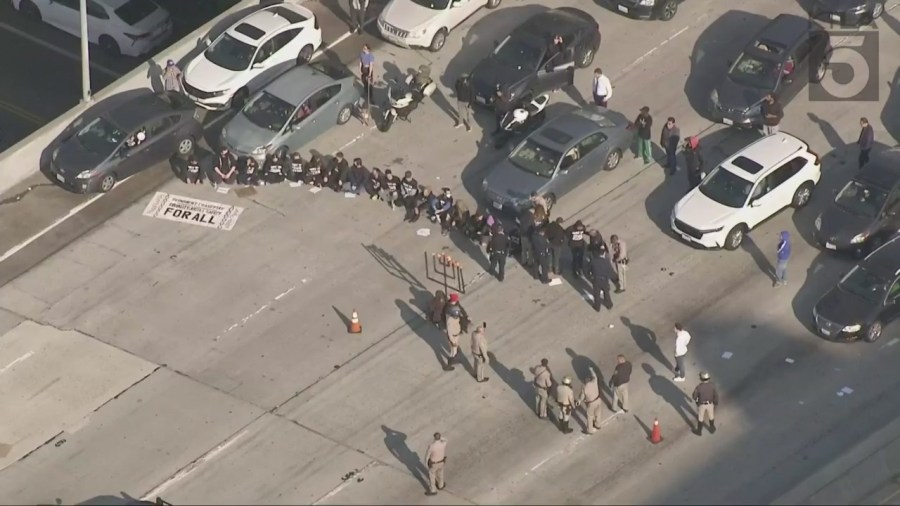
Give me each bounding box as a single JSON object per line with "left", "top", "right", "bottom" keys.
{"left": 864, "top": 321, "right": 883, "bottom": 343}
{"left": 811, "top": 60, "right": 827, "bottom": 83}
{"left": 724, "top": 225, "right": 744, "bottom": 250}
{"left": 99, "top": 35, "right": 121, "bottom": 57}
{"left": 231, "top": 88, "right": 249, "bottom": 109}
{"left": 486, "top": 0, "right": 501, "bottom": 8}
{"left": 20, "top": 0, "right": 41, "bottom": 22}
{"left": 176, "top": 137, "right": 194, "bottom": 157}
{"left": 604, "top": 149, "right": 622, "bottom": 171}
{"left": 100, "top": 173, "right": 117, "bottom": 193}
{"left": 429, "top": 29, "right": 447, "bottom": 52}
{"left": 337, "top": 104, "right": 353, "bottom": 125}
{"left": 658, "top": 0, "right": 678, "bottom": 21}
{"left": 576, "top": 46, "right": 595, "bottom": 68}
{"left": 791, "top": 181, "right": 814, "bottom": 208}
{"left": 297, "top": 44, "right": 314, "bottom": 65}
{"left": 873, "top": 1, "right": 885, "bottom": 19}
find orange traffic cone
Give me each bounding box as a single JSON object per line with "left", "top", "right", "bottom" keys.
{"left": 348, "top": 310, "right": 362, "bottom": 334}
{"left": 649, "top": 418, "right": 663, "bottom": 444}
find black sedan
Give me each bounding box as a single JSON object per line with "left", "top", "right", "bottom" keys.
{"left": 44, "top": 91, "right": 202, "bottom": 194}
{"left": 815, "top": 150, "right": 900, "bottom": 256}
{"left": 613, "top": 0, "right": 680, "bottom": 21}
{"left": 813, "top": 236, "right": 900, "bottom": 343}
{"left": 709, "top": 14, "right": 830, "bottom": 128}
{"left": 808, "top": 0, "right": 886, "bottom": 26}
{"left": 470, "top": 8, "right": 601, "bottom": 107}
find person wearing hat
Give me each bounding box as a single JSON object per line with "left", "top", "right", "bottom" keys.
{"left": 577, "top": 367, "right": 603, "bottom": 434}
{"left": 566, "top": 220, "right": 588, "bottom": 277}
{"left": 532, "top": 358, "right": 554, "bottom": 419}
{"left": 470, "top": 322, "right": 489, "bottom": 383}
{"left": 555, "top": 375, "right": 576, "bottom": 433}
{"left": 632, "top": 106, "right": 654, "bottom": 165}
{"left": 442, "top": 293, "right": 469, "bottom": 370}
{"left": 184, "top": 155, "right": 203, "bottom": 184}
{"left": 454, "top": 73, "right": 473, "bottom": 131}
{"left": 692, "top": 371, "right": 719, "bottom": 436}
{"left": 162, "top": 59, "right": 182, "bottom": 93}
{"left": 487, "top": 224, "right": 510, "bottom": 282}
{"left": 682, "top": 136, "right": 704, "bottom": 189}
{"left": 210, "top": 146, "right": 237, "bottom": 188}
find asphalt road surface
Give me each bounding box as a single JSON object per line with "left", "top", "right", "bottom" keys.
{"left": 1, "top": 0, "right": 900, "bottom": 504}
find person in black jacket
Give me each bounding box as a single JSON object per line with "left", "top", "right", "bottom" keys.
{"left": 347, "top": 157, "right": 368, "bottom": 194}
{"left": 546, "top": 217, "right": 567, "bottom": 275}
{"left": 566, "top": 220, "right": 587, "bottom": 277}
{"left": 492, "top": 85, "right": 512, "bottom": 135}
{"left": 683, "top": 136, "right": 704, "bottom": 189}
{"left": 487, "top": 224, "right": 510, "bottom": 282}
{"left": 286, "top": 151, "right": 304, "bottom": 183}
{"left": 399, "top": 170, "right": 419, "bottom": 216}
{"left": 633, "top": 106, "right": 653, "bottom": 165}
{"left": 532, "top": 227, "right": 552, "bottom": 284}
{"left": 454, "top": 74, "right": 473, "bottom": 131}
{"left": 304, "top": 154, "right": 324, "bottom": 187}
{"left": 328, "top": 151, "right": 350, "bottom": 192}
{"left": 366, "top": 167, "right": 385, "bottom": 199}
{"left": 589, "top": 252, "right": 618, "bottom": 312}
{"left": 210, "top": 147, "right": 237, "bottom": 187}
{"left": 262, "top": 152, "right": 285, "bottom": 185}
{"left": 381, "top": 169, "right": 401, "bottom": 208}
{"left": 237, "top": 156, "right": 260, "bottom": 186}
{"left": 185, "top": 155, "right": 204, "bottom": 184}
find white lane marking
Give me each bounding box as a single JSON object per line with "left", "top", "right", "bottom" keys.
{"left": 140, "top": 429, "right": 248, "bottom": 500}
{"left": 314, "top": 478, "right": 354, "bottom": 505}
{"left": 213, "top": 286, "right": 297, "bottom": 341}
{"left": 884, "top": 337, "right": 899, "bottom": 348}
{"left": 0, "top": 351, "right": 34, "bottom": 374}
{"left": 0, "top": 193, "right": 103, "bottom": 263}
{"left": 616, "top": 23, "right": 693, "bottom": 79}
{"left": 530, "top": 455, "right": 552, "bottom": 472}
{"left": 274, "top": 286, "right": 295, "bottom": 300}
{"left": 0, "top": 22, "right": 121, "bottom": 79}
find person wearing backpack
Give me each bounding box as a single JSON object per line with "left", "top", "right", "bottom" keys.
{"left": 683, "top": 136, "right": 705, "bottom": 189}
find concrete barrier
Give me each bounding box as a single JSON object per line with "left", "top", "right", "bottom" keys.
{"left": 0, "top": 0, "right": 265, "bottom": 197}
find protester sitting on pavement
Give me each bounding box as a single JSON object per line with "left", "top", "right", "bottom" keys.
{"left": 328, "top": 152, "right": 350, "bottom": 192}
{"left": 304, "top": 154, "right": 324, "bottom": 187}
{"left": 262, "top": 151, "right": 285, "bottom": 185}
{"left": 449, "top": 200, "right": 470, "bottom": 233}
{"left": 210, "top": 147, "right": 237, "bottom": 187}
{"left": 286, "top": 151, "right": 304, "bottom": 183}
{"left": 431, "top": 187, "right": 454, "bottom": 235}
{"left": 238, "top": 156, "right": 260, "bottom": 186}
{"left": 381, "top": 169, "right": 401, "bottom": 208}
{"left": 185, "top": 155, "right": 203, "bottom": 184}
{"left": 408, "top": 186, "right": 433, "bottom": 223}
{"left": 366, "top": 167, "right": 385, "bottom": 200}
{"left": 346, "top": 157, "right": 368, "bottom": 194}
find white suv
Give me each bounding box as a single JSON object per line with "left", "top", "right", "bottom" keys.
{"left": 671, "top": 132, "right": 821, "bottom": 250}
{"left": 378, "top": 0, "right": 501, "bottom": 52}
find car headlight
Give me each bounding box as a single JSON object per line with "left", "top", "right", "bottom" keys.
{"left": 843, "top": 324, "right": 862, "bottom": 333}
{"left": 850, "top": 233, "right": 868, "bottom": 244}
{"left": 815, "top": 215, "right": 822, "bottom": 231}
{"left": 52, "top": 148, "right": 59, "bottom": 163}
{"left": 415, "top": 27, "right": 428, "bottom": 36}
{"left": 76, "top": 170, "right": 93, "bottom": 179}
{"left": 639, "top": 0, "right": 655, "bottom": 5}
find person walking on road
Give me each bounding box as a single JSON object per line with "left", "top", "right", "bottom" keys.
{"left": 442, "top": 293, "right": 468, "bottom": 370}
{"left": 673, "top": 323, "right": 691, "bottom": 382}
{"left": 555, "top": 376, "right": 576, "bottom": 434}
{"left": 424, "top": 432, "right": 448, "bottom": 495}
{"left": 532, "top": 358, "right": 554, "bottom": 419}
{"left": 487, "top": 224, "right": 510, "bottom": 282}
{"left": 591, "top": 68, "right": 612, "bottom": 107}
{"left": 775, "top": 230, "right": 791, "bottom": 287}
{"left": 349, "top": 0, "right": 369, "bottom": 34}
{"left": 683, "top": 136, "right": 705, "bottom": 189}
{"left": 661, "top": 117, "right": 681, "bottom": 175}
{"left": 692, "top": 372, "right": 719, "bottom": 436}
{"left": 857, "top": 117, "right": 874, "bottom": 169}
{"left": 454, "top": 74, "right": 473, "bottom": 131}
{"left": 470, "top": 323, "right": 489, "bottom": 383}
{"left": 610, "top": 234, "right": 628, "bottom": 293}
{"left": 566, "top": 220, "right": 587, "bottom": 277}
{"left": 162, "top": 59, "right": 182, "bottom": 93}
{"left": 633, "top": 106, "right": 653, "bottom": 164}
{"left": 577, "top": 367, "right": 603, "bottom": 434}
{"left": 761, "top": 93, "right": 783, "bottom": 136}
{"left": 609, "top": 354, "right": 632, "bottom": 413}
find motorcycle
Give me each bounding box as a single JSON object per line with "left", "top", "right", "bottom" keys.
{"left": 493, "top": 93, "right": 550, "bottom": 149}
{"left": 378, "top": 65, "right": 437, "bottom": 133}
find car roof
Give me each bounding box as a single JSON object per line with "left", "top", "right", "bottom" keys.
{"left": 861, "top": 236, "right": 900, "bottom": 278}
{"left": 722, "top": 132, "right": 810, "bottom": 181}
{"left": 753, "top": 14, "right": 821, "bottom": 50}
{"left": 532, "top": 113, "right": 600, "bottom": 149}
{"left": 858, "top": 149, "right": 900, "bottom": 190}
{"left": 516, "top": 8, "right": 595, "bottom": 40}
{"left": 104, "top": 93, "right": 176, "bottom": 132}
{"left": 96, "top": 0, "right": 130, "bottom": 9}
{"left": 227, "top": 4, "right": 307, "bottom": 44}
{"left": 263, "top": 64, "right": 344, "bottom": 103}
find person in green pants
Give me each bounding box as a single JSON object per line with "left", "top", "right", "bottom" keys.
{"left": 633, "top": 106, "right": 654, "bottom": 164}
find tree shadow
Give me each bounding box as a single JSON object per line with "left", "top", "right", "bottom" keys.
{"left": 620, "top": 316, "right": 672, "bottom": 371}
{"left": 565, "top": 347, "right": 610, "bottom": 407}
{"left": 382, "top": 425, "right": 429, "bottom": 491}
{"left": 807, "top": 112, "right": 846, "bottom": 150}
{"left": 146, "top": 59, "right": 164, "bottom": 94}
{"left": 488, "top": 351, "right": 533, "bottom": 411}
{"left": 642, "top": 363, "right": 696, "bottom": 429}
{"left": 741, "top": 235, "right": 773, "bottom": 282}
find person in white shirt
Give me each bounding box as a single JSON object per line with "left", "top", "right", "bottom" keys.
{"left": 673, "top": 322, "right": 691, "bottom": 382}
{"left": 592, "top": 68, "right": 613, "bottom": 107}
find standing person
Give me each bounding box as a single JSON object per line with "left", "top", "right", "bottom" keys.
{"left": 454, "top": 74, "right": 473, "bottom": 131}
{"left": 210, "top": 147, "right": 237, "bottom": 188}
{"left": 399, "top": 170, "right": 419, "bottom": 215}
{"left": 544, "top": 34, "right": 565, "bottom": 72}
{"left": 587, "top": 230, "right": 609, "bottom": 259}
{"left": 262, "top": 151, "right": 285, "bottom": 185}
{"left": 349, "top": 0, "right": 369, "bottom": 35}
{"left": 530, "top": 191, "right": 548, "bottom": 213}
{"left": 633, "top": 106, "right": 653, "bottom": 165}
{"left": 359, "top": 44, "right": 375, "bottom": 104}
{"left": 555, "top": 376, "right": 576, "bottom": 434}
{"left": 442, "top": 293, "right": 468, "bottom": 370}
{"left": 683, "top": 136, "right": 704, "bottom": 189}
{"left": 424, "top": 432, "right": 448, "bottom": 496}
{"left": 546, "top": 217, "right": 566, "bottom": 276}
{"left": 610, "top": 234, "right": 628, "bottom": 293}
{"left": 577, "top": 367, "right": 603, "bottom": 434}
{"left": 774, "top": 230, "right": 791, "bottom": 287}
{"left": 185, "top": 155, "right": 203, "bottom": 184}
{"left": 591, "top": 68, "right": 612, "bottom": 107}
{"left": 532, "top": 358, "right": 554, "bottom": 419}
{"left": 429, "top": 290, "right": 447, "bottom": 328}
{"left": 761, "top": 93, "right": 783, "bottom": 136}
{"left": 857, "top": 117, "right": 874, "bottom": 169}
{"left": 566, "top": 220, "right": 587, "bottom": 277}
{"left": 347, "top": 157, "right": 368, "bottom": 194}
{"left": 692, "top": 372, "right": 719, "bottom": 436}
{"left": 673, "top": 322, "right": 691, "bottom": 382}
{"left": 519, "top": 208, "right": 536, "bottom": 268}
{"left": 532, "top": 227, "right": 552, "bottom": 284}
{"left": 237, "top": 157, "right": 259, "bottom": 186}
{"left": 162, "top": 59, "right": 183, "bottom": 93}
{"left": 487, "top": 224, "right": 510, "bottom": 281}
{"left": 470, "top": 323, "right": 489, "bottom": 383}
{"left": 286, "top": 151, "right": 304, "bottom": 183}
{"left": 661, "top": 117, "right": 681, "bottom": 175}
{"left": 589, "top": 252, "right": 617, "bottom": 312}
{"left": 609, "top": 354, "right": 632, "bottom": 414}
{"left": 492, "top": 86, "right": 512, "bottom": 135}
{"left": 381, "top": 169, "right": 401, "bottom": 209}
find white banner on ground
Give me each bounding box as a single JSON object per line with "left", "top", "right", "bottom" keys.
{"left": 142, "top": 192, "right": 244, "bottom": 231}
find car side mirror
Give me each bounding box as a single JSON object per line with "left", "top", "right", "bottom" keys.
{"left": 750, "top": 199, "right": 761, "bottom": 207}
{"left": 451, "top": 0, "right": 462, "bottom": 6}
{"left": 252, "top": 63, "right": 265, "bottom": 69}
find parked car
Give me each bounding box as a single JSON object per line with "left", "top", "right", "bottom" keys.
{"left": 813, "top": 236, "right": 900, "bottom": 343}
{"left": 815, "top": 149, "right": 900, "bottom": 257}
{"left": 808, "top": 0, "right": 885, "bottom": 26}
{"left": 377, "top": 0, "right": 501, "bottom": 53}
{"left": 709, "top": 14, "right": 830, "bottom": 128}
{"left": 470, "top": 8, "right": 601, "bottom": 106}
{"left": 219, "top": 62, "right": 358, "bottom": 163}
{"left": 12, "top": 0, "right": 173, "bottom": 57}
{"left": 671, "top": 132, "right": 821, "bottom": 250}
{"left": 612, "top": 0, "right": 680, "bottom": 21}
{"left": 44, "top": 91, "right": 202, "bottom": 194}
{"left": 481, "top": 107, "right": 634, "bottom": 214}
{"left": 182, "top": 2, "right": 323, "bottom": 110}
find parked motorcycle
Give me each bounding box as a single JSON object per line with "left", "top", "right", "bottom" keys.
{"left": 493, "top": 93, "right": 550, "bottom": 149}
{"left": 378, "top": 65, "right": 437, "bottom": 132}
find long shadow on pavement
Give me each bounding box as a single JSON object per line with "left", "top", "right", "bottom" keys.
{"left": 621, "top": 316, "right": 672, "bottom": 372}
{"left": 488, "top": 351, "right": 534, "bottom": 413}
{"left": 382, "top": 425, "right": 429, "bottom": 491}
{"left": 75, "top": 492, "right": 150, "bottom": 505}
{"left": 396, "top": 296, "right": 447, "bottom": 370}
{"left": 643, "top": 363, "right": 696, "bottom": 429}
{"left": 741, "top": 235, "right": 774, "bottom": 283}
{"left": 565, "top": 347, "right": 610, "bottom": 408}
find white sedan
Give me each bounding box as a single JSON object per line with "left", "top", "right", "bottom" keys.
{"left": 12, "top": 0, "right": 173, "bottom": 57}
{"left": 378, "top": 0, "right": 502, "bottom": 52}
{"left": 182, "top": 2, "right": 323, "bottom": 110}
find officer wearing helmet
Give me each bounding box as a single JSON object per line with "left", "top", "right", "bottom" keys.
{"left": 555, "top": 376, "right": 576, "bottom": 434}
{"left": 692, "top": 371, "right": 719, "bottom": 436}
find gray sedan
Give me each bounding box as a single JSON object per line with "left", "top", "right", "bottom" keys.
{"left": 220, "top": 62, "right": 359, "bottom": 162}
{"left": 482, "top": 107, "right": 634, "bottom": 214}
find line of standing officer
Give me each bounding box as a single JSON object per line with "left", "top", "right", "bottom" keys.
{"left": 487, "top": 224, "right": 510, "bottom": 282}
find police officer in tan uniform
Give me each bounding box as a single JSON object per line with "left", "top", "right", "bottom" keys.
{"left": 555, "top": 376, "right": 576, "bottom": 434}
{"left": 692, "top": 371, "right": 719, "bottom": 436}
{"left": 532, "top": 358, "right": 554, "bottom": 418}
{"left": 470, "top": 323, "right": 489, "bottom": 383}
{"left": 424, "top": 432, "right": 448, "bottom": 495}
{"left": 577, "top": 367, "right": 603, "bottom": 434}
{"left": 610, "top": 234, "right": 628, "bottom": 293}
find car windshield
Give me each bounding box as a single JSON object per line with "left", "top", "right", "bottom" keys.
{"left": 408, "top": 0, "right": 451, "bottom": 8}
{"left": 840, "top": 266, "right": 888, "bottom": 303}
{"left": 493, "top": 36, "right": 543, "bottom": 72}
{"left": 728, "top": 52, "right": 779, "bottom": 89}
{"left": 205, "top": 33, "right": 256, "bottom": 72}
{"left": 74, "top": 117, "right": 126, "bottom": 156}
{"left": 114, "top": 0, "right": 158, "bottom": 25}
{"left": 508, "top": 139, "right": 562, "bottom": 178}
{"left": 835, "top": 180, "right": 887, "bottom": 218}
{"left": 242, "top": 92, "right": 294, "bottom": 132}
{"left": 698, "top": 166, "right": 753, "bottom": 208}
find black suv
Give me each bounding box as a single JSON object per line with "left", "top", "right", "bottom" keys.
{"left": 813, "top": 236, "right": 900, "bottom": 343}
{"left": 709, "top": 14, "right": 831, "bottom": 128}
{"left": 612, "top": 0, "right": 680, "bottom": 21}
{"left": 808, "top": 0, "right": 886, "bottom": 26}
